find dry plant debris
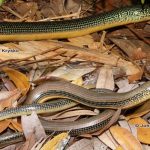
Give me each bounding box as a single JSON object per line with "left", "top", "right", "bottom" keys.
{"left": 0, "top": 0, "right": 150, "bottom": 150}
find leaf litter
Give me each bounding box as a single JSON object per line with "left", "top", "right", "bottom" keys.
{"left": 0, "top": 0, "right": 150, "bottom": 149}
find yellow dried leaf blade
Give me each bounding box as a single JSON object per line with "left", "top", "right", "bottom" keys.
{"left": 2, "top": 67, "right": 30, "bottom": 95}
{"left": 126, "top": 100, "right": 150, "bottom": 120}
{"left": 10, "top": 120, "right": 23, "bottom": 132}
{"left": 128, "top": 117, "right": 147, "bottom": 125}
{"left": 8, "top": 123, "right": 17, "bottom": 131}
{"left": 0, "top": 119, "right": 11, "bottom": 133}
{"left": 68, "top": 35, "right": 94, "bottom": 47}
{"left": 71, "top": 77, "right": 83, "bottom": 86}
{"left": 137, "top": 127, "right": 150, "bottom": 144}
{"left": 41, "top": 133, "right": 68, "bottom": 150}
{"left": 115, "top": 145, "right": 124, "bottom": 150}
{"left": 110, "top": 125, "right": 142, "bottom": 150}
{"left": 128, "top": 117, "right": 150, "bottom": 144}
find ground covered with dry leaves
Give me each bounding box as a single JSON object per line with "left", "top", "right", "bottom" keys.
{"left": 0, "top": 0, "right": 150, "bottom": 150}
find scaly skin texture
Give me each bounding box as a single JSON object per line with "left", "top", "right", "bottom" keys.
{"left": 0, "top": 80, "right": 149, "bottom": 147}
{"left": 0, "top": 110, "right": 114, "bottom": 148}
{"left": 27, "top": 80, "right": 150, "bottom": 109}
{"left": 0, "top": 81, "right": 150, "bottom": 121}
{"left": 0, "top": 5, "right": 149, "bottom": 41}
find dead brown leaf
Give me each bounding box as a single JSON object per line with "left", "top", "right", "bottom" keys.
{"left": 67, "top": 138, "right": 93, "bottom": 150}
{"left": 116, "top": 79, "right": 138, "bottom": 93}
{"left": 128, "top": 117, "right": 150, "bottom": 144}
{"left": 21, "top": 112, "right": 46, "bottom": 140}
{"left": 0, "top": 89, "right": 19, "bottom": 101}
{"left": 0, "top": 89, "right": 21, "bottom": 111}
{"left": 115, "top": 145, "right": 124, "bottom": 150}
{"left": 64, "top": 0, "right": 81, "bottom": 14}
{"left": 1, "top": 144, "right": 16, "bottom": 150}
{"left": 128, "top": 70, "right": 143, "bottom": 83}
{"left": 48, "top": 65, "right": 95, "bottom": 81}
{"left": 92, "top": 137, "right": 108, "bottom": 150}
{"left": 40, "top": 133, "right": 69, "bottom": 150}
{"left": 68, "top": 35, "right": 94, "bottom": 47}
{"left": 98, "top": 130, "right": 118, "bottom": 149}
{"left": 118, "top": 120, "right": 131, "bottom": 132}
{"left": 15, "top": 2, "right": 38, "bottom": 19}
{"left": 30, "top": 138, "right": 47, "bottom": 150}
{"left": 117, "top": 58, "right": 142, "bottom": 81}
{"left": 2, "top": 78, "right": 16, "bottom": 91}
{"left": 9, "top": 120, "right": 22, "bottom": 132}
{"left": 18, "top": 133, "right": 36, "bottom": 150}
{"left": 0, "top": 40, "right": 142, "bottom": 79}
{"left": 110, "top": 38, "right": 146, "bottom": 60}
{"left": 2, "top": 67, "right": 30, "bottom": 96}
{"left": 0, "top": 119, "right": 11, "bottom": 133}
{"left": 96, "top": 65, "right": 114, "bottom": 90}
{"left": 110, "top": 125, "right": 142, "bottom": 150}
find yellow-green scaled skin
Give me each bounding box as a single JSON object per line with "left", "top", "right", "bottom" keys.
{"left": 0, "top": 5, "right": 149, "bottom": 41}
